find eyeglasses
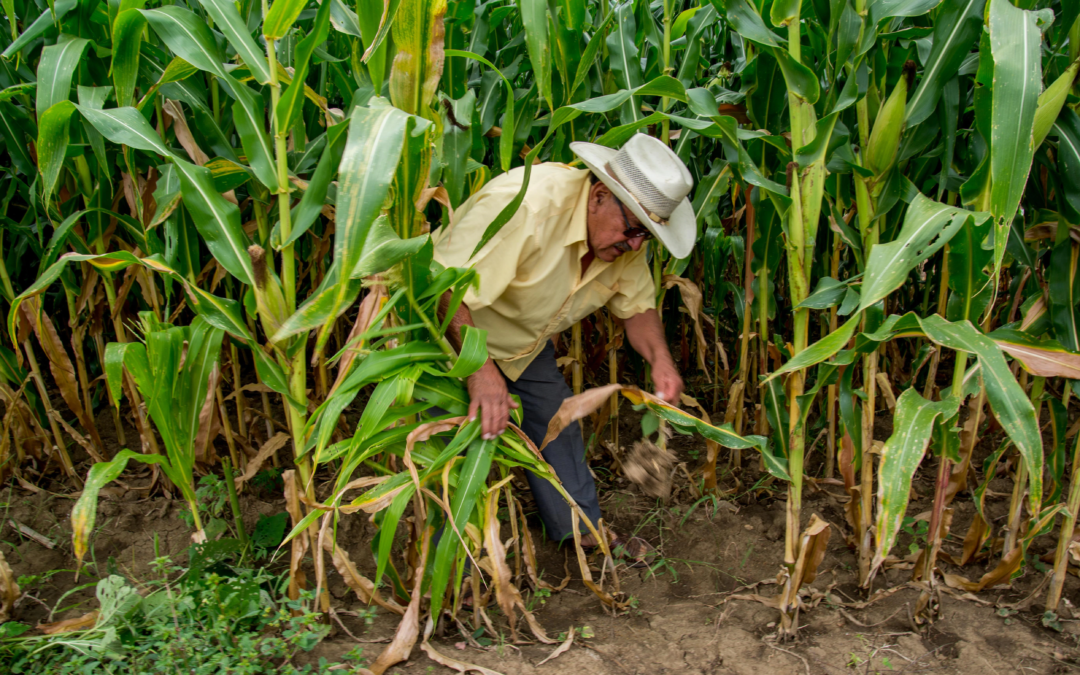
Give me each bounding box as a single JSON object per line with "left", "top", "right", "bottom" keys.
{"left": 617, "top": 200, "right": 653, "bottom": 241}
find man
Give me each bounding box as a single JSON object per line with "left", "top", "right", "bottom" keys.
{"left": 434, "top": 134, "right": 696, "bottom": 560}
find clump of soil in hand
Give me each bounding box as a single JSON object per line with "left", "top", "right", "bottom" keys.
{"left": 622, "top": 439, "right": 675, "bottom": 499}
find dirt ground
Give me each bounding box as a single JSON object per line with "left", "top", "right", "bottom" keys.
{"left": 4, "top": 408, "right": 1080, "bottom": 675}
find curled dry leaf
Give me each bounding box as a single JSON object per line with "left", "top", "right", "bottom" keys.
{"left": 538, "top": 384, "right": 623, "bottom": 452}
{"left": 24, "top": 298, "right": 104, "bottom": 453}
{"left": 233, "top": 432, "right": 290, "bottom": 488}
{"left": 995, "top": 339, "right": 1080, "bottom": 379}
{"left": 192, "top": 363, "right": 221, "bottom": 465}
{"left": 420, "top": 641, "right": 505, "bottom": 675}
{"left": 367, "top": 529, "right": 430, "bottom": 675}
{"left": 333, "top": 283, "right": 388, "bottom": 391}
{"left": 283, "top": 470, "right": 310, "bottom": 601}
{"left": 163, "top": 99, "right": 210, "bottom": 166}
{"left": 38, "top": 610, "right": 98, "bottom": 634}
{"left": 0, "top": 548, "right": 20, "bottom": 622}
{"left": 323, "top": 535, "right": 405, "bottom": 615}
{"left": 536, "top": 624, "right": 574, "bottom": 666}
{"left": 943, "top": 546, "right": 1023, "bottom": 592}
{"left": 663, "top": 275, "right": 713, "bottom": 380}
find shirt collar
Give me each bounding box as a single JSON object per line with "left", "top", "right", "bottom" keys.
{"left": 564, "top": 173, "right": 592, "bottom": 249}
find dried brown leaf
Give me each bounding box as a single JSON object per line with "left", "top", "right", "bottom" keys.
{"left": 367, "top": 529, "right": 430, "bottom": 675}
{"left": 192, "top": 364, "right": 221, "bottom": 464}
{"left": 943, "top": 546, "right": 1023, "bottom": 592}
{"left": 419, "top": 641, "right": 505, "bottom": 675}
{"left": 536, "top": 624, "right": 574, "bottom": 666}
{"left": 662, "top": 275, "right": 712, "bottom": 380}
{"left": 163, "top": 99, "right": 210, "bottom": 166}
{"left": 283, "top": 470, "right": 310, "bottom": 601}
{"left": 324, "top": 536, "right": 405, "bottom": 615}
{"left": 333, "top": 284, "right": 388, "bottom": 391}
{"left": 0, "top": 548, "right": 20, "bottom": 622}
{"left": 38, "top": 611, "right": 97, "bottom": 634}
{"left": 233, "top": 432, "right": 290, "bottom": 488}
{"left": 995, "top": 340, "right": 1080, "bottom": 379}
{"left": 538, "top": 384, "right": 623, "bottom": 452}
{"left": 24, "top": 298, "right": 103, "bottom": 453}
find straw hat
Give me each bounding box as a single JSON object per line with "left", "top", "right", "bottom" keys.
{"left": 570, "top": 134, "right": 696, "bottom": 259}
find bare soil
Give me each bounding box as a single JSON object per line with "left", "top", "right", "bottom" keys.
{"left": 4, "top": 407, "right": 1080, "bottom": 675}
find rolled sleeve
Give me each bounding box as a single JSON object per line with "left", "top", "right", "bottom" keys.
{"left": 606, "top": 251, "right": 656, "bottom": 319}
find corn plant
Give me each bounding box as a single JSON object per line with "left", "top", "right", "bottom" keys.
{"left": 70, "top": 313, "right": 224, "bottom": 560}
{"left": 5, "top": 0, "right": 1080, "bottom": 657}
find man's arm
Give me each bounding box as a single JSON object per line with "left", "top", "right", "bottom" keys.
{"left": 622, "top": 309, "right": 684, "bottom": 402}
{"left": 439, "top": 292, "right": 518, "bottom": 439}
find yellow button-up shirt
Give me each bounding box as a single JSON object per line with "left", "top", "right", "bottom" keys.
{"left": 432, "top": 164, "right": 656, "bottom": 381}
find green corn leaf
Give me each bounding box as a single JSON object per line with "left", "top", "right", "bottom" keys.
{"left": 277, "top": 0, "right": 332, "bottom": 133}
{"left": 173, "top": 161, "right": 255, "bottom": 286}
{"left": 904, "top": 0, "right": 984, "bottom": 127}
{"left": 0, "top": 102, "right": 35, "bottom": 175}
{"left": 1, "top": 0, "right": 76, "bottom": 58}
{"left": 859, "top": 193, "right": 991, "bottom": 312}
{"left": 198, "top": 0, "right": 272, "bottom": 84}
{"left": 388, "top": 0, "right": 444, "bottom": 115}
{"left": 519, "top": 0, "right": 552, "bottom": 110}
{"left": 770, "top": 0, "right": 800, "bottom": 27}
{"left": 858, "top": 0, "right": 941, "bottom": 56}
{"left": 351, "top": 218, "right": 429, "bottom": 279}
{"left": 445, "top": 49, "right": 516, "bottom": 171}
{"left": 279, "top": 121, "right": 350, "bottom": 250}
{"left": 76, "top": 105, "right": 175, "bottom": 157}
{"left": 229, "top": 87, "right": 279, "bottom": 191}
{"left": 360, "top": 0, "right": 402, "bottom": 64}
{"left": 264, "top": 0, "right": 308, "bottom": 40}
{"left": 141, "top": 7, "right": 225, "bottom": 76}
{"left": 111, "top": 10, "right": 146, "bottom": 107}
{"left": 1053, "top": 111, "right": 1080, "bottom": 225}
{"left": 428, "top": 438, "right": 495, "bottom": 618}
{"left": 335, "top": 99, "right": 410, "bottom": 281}
{"left": 36, "top": 100, "right": 76, "bottom": 213}
{"left": 272, "top": 261, "right": 363, "bottom": 343}
{"left": 373, "top": 484, "right": 416, "bottom": 588}
{"left": 570, "top": 11, "right": 615, "bottom": 99}
{"left": 71, "top": 449, "right": 168, "bottom": 565}
{"left": 607, "top": 2, "right": 643, "bottom": 123}
{"left": 174, "top": 318, "right": 224, "bottom": 455}
{"left": 762, "top": 377, "right": 789, "bottom": 460}
{"left": 441, "top": 326, "right": 488, "bottom": 380}
{"left": 1048, "top": 239, "right": 1080, "bottom": 352}
{"left": 988, "top": 0, "right": 1041, "bottom": 279}
{"left": 871, "top": 389, "right": 960, "bottom": 575}
{"left": 35, "top": 37, "right": 90, "bottom": 117}
{"left": 716, "top": 0, "right": 786, "bottom": 48}
{"left": 945, "top": 212, "right": 993, "bottom": 323}
{"left": 918, "top": 315, "right": 1043, "bottom": 514}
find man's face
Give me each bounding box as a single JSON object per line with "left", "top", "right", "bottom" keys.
{"left": 586, "top": 182, "right": 651, "bottom": 263}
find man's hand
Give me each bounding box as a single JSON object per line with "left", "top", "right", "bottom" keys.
{"left": 651, "top": 358, "right": 684, "bottom": 403}
{"left": 467, "top": 361, "right": 520, "bottom": 439}
{"left": 623, "top": 309, "right": 684, "bottom": 403}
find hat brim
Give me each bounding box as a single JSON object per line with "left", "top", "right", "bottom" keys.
{"left": 570, "top": 141, "right": 697, "bottom": 259}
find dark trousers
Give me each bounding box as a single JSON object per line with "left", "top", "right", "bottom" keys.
{"left": 504, "top": 341, "right": 603, "bottom": 542}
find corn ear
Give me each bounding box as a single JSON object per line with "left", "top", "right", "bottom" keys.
{"left": 865, "top": 60, "right": 916, "bottom": 177}
{"left": 1032, "top": 57, "right": 1080, "bottom": 149}
{"left": 247, "top": 245, "right": 289, "bottom": 341}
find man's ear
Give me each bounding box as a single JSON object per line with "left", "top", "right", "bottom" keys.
{"left": 589, "top": 180, "right": 611, "bottom": 206}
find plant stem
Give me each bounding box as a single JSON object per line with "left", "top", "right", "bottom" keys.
{"left": 222, "top": 457, "right": 249, "bottom": 551}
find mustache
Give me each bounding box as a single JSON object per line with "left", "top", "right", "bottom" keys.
{"left": 615, "top": 242, "right": 632, "bottom": 253}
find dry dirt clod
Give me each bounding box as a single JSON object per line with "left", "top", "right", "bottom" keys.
{"left": 621, "top": 439, "right": 674, "bottom": 499}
